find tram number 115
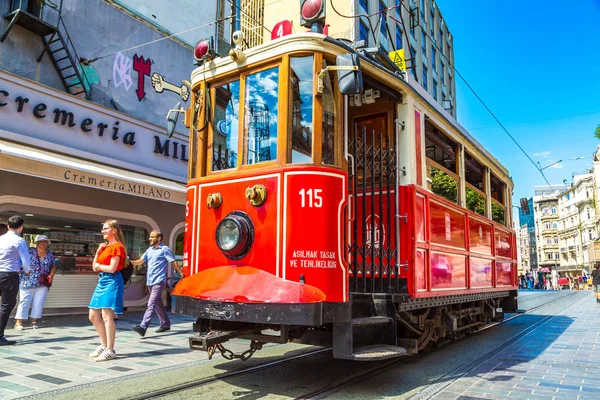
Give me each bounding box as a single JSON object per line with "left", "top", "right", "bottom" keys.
{"left": 299, "top": 188, "right": 323, "bottom": 208}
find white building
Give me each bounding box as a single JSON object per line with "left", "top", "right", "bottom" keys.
{"left": 533, "top": 185, "right": 567, "bottom": 272}
{"left": 557, "top": 172, "right": 596, "bottom": 276}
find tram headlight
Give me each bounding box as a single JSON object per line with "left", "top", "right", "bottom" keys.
{"left": 216, "top": 211, "right": 254, "bottom": 259}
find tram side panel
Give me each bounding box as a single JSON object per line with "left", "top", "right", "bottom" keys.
{"left": 399, "top": 185, "right": 518, "bottom": 299}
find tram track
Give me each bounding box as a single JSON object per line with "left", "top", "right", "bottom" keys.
{"left": 128, "top": 347, "right": 332, "bottom": 400}
{"left": 296, "top": 290, "right": 581, "bottom": 399}
{"left": 128, "top": 291, "right": 579, "bottom": 400}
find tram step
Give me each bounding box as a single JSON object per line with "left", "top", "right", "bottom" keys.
{"left": 349, "top": 345, "right": 407, "bottom": 361}
{"left": 352, "top": 316, "right": 393, "bottom": 327}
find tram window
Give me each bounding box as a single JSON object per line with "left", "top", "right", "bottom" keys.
{"left": 465, "top": 151, "right": 485, "bottom": 216}
{"left": 290, "top": 56, "right": 314, "bottom": 163}
{"left": 212, "top": 80, "right": 240, "bottom": 171}
{"left": 243, "top": 67, "right": 279, "bottom": 165}
{"left": 491, "top": 173, "right": 506, "bottom": 225}
{"left": 429, "top": 166, "right": 458, "bottom": 203}
{"left": 425, "top": 120, "right": 458, "bottom": 204}
{"left": 321, "top": 60, "right": 337, "bottom": 165}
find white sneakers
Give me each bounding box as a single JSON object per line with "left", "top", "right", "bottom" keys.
{"left": 89, "top": 345, "right": 116, "bottom": 361}
{"left": 88, "top": 345, "right": 106, "bottom": 358}
{"left": 95, "top": 349, "right": 116, "bottom": 362}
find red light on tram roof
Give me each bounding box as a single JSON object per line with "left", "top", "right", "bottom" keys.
{"left": 194, "top": 40, "right": 210, "bottom": 61}
{"left": 301, "top": 0, "right": 323, "bottom": 21}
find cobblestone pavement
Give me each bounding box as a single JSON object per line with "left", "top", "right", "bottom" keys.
{"left": 430, "top": 290, "right": 600, "bottom": 400}
{"left": 0, "top": 311, "right": 273, "bottom": 399}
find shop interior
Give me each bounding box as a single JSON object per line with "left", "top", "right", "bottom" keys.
{"left": 0, "top": 211, "right": 149, "bottom": 275}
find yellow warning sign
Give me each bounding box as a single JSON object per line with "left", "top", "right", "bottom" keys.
{"left": 388, "top": 49, "right": 406, "bottom": 72}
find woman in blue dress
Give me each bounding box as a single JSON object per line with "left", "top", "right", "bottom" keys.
{"left": 88, "top": 220, "right": 126, "bottom": 362}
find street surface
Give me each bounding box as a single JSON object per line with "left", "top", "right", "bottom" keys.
{"left": 0, "top": 290, "right": 596, "bottom": 400}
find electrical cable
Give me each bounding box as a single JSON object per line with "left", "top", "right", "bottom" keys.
{"left": 227, "top": 0, "right": 272, "bottom": 33}
{"left": 88, "top": 15, "right": 234, "bottom": 63}
{"left": 331, "top": 0, "right": 556, "bottom": 191}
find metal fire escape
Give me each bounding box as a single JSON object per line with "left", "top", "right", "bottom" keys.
{"left": 1, "top": 0, "right": 91, "bottom": 99}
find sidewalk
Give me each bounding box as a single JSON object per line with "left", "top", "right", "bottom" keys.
{"left": 0, "top": 311, "right": 261, "bottom": 399}
{"left": 430, "top": 290, "right": 600, "bottom": 400}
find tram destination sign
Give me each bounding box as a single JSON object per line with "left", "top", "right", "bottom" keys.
{"left": 0, "top": 71, "right": 188, "bottom": 182}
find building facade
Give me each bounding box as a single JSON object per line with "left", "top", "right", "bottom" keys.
{"left": 557, "top": 173, "right": 596, "bottom": 277}
{"left": 261, "top": 0, "right": 457, "bottom": 116}
{"left": 518, "top": 197, "right": 537, "bottom": 271}
{"left": 0, "top": 0, "right": 228, "bottom": 313}
{"left": 517, "top": 224, "right": 529, "bottom": 274}
{"left": 533, "top": 185, "right": 567, "bottom": 272}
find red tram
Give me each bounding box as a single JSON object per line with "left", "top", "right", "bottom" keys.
{"left": 172, "top": 30, "right": 518, "bottom": 361}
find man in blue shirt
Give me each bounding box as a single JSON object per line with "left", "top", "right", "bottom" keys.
{"left": 0, "top": 216, "right": 31, "bottom": 346}
{"left": 131, "top": 230, "right": 181, "bottom": 337}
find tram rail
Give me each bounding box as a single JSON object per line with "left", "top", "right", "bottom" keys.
{"left": 130, "top": 291, "right": 578, "bottom": 400}
{"left": 297, "top": 290, "right": 581, "bottom": 399}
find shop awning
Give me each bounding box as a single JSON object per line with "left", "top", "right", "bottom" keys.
{"left": 0, "top": 139, "right": 186, "bottom": 204}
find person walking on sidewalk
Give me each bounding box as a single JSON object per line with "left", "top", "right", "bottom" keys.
{"left": 0, "top": 216, "right": 31, "bottom": 346}
{"left": 130, "top": 230, "right": 181, "bottom": 337}
{"left": 88, "top": 220, "right": 126, "bottom": 362}
{"left": 592, "top": 264, "right": 600, "bottom": 303}
{"left": 14, "top": 235, "right": 56, "bottom": 330}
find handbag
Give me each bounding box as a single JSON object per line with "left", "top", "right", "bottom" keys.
{"left": 38, "top": 273, "right": 51, "bottom": 288}
{"left": 34, "top": 251, "right": 52, "bottom": 288}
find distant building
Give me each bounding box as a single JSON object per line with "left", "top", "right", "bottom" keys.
{"left": 517, "top": 224, "right": 529, "bottom": 273}
{"left": 533, "top": 185, "right": 568, "bottom": 272}
{"left": 557, "top": 172, "right": 596, "bottom": 277}
{"left": 518, "top": 197, "right": 537, "bottom": 271}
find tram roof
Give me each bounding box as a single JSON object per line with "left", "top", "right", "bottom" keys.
{"left": 191, "top": 33, "right": 511, "bottom": 182}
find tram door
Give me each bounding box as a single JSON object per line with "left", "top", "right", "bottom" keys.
{"left": 348, "top": 111, "right": 402, "bottom": 294}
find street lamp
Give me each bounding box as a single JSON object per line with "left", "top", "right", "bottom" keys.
{"left": 537, "top": 156, "right": 586, "bottom": 171}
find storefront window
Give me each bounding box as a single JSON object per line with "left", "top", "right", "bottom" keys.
{"left": 2, "top": 213, "right": 149, "bottom": 275}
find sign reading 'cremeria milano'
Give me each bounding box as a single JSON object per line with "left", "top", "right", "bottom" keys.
{"left": 0, "top": 71, "right": 188, "bottom": 182}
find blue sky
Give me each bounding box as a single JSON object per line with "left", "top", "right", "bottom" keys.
{"left": 436, "top": 0, "right": 600, "bottom": 204}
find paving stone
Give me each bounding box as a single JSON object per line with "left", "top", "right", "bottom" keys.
{"left": 4, "top": 383, "right": 35, "bottom": 393}
{"left": 27, "top": 374, "right": 71, "bottom": 385}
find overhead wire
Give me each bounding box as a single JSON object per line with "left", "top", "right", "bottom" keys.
{"left": 86, "top": 15, "right": 234, "bottom": 64}
{"left": 333, "top": 0, "right": 556, "bottom": 191}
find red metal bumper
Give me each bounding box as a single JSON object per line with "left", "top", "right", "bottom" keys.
{"left": 172, "top": 266, "right": 327, "bottom": 303}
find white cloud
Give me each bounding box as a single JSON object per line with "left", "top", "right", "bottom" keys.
{"left": 534, "top": 151, "right": 551, "bottom": 158}
{"left": 548, "top": 162, "right": 563, "bottom": 169}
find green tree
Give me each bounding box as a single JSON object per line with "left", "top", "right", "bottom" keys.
{"left": 595, "top": 124, "right": 600, "bottom": 141}
{"left": 466, "top": 187, "right": 485, "bottom": 216}
{"left": 491, "top": 202, "right": 505, "bottom": 225}
{"left": 431, "top": 167, "right": 457, "bottom": 203}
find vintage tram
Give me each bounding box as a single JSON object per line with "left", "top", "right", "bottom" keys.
{"left": 172, "top": 30, "right": 518, "bottom": 361}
